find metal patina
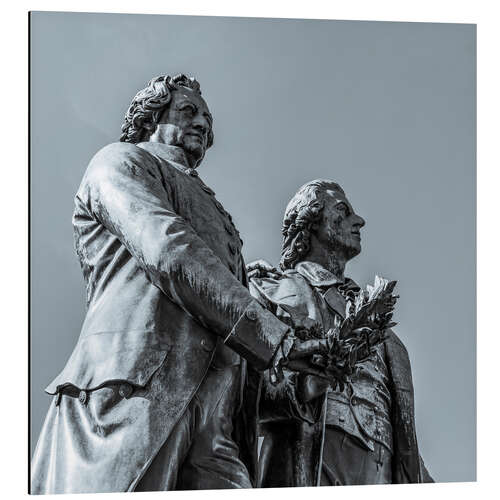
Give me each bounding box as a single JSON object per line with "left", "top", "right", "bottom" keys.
{"left": 246, "top": 180, "right": 433, "bottom": 486}
{"left": 31, "top": 75, "right": 337, "bottom": 494}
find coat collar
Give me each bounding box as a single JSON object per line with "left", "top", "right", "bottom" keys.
{"left": 294, "top": 261, "right": 358, "bottom": 289}
{"left": 137, "top": 142, "right": 193, "bottom": 172}
{"left": 294, "top": 261, "right": 360, "bottom": 319}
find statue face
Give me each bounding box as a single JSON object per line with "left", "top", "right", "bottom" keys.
{"left": 315, "top": 189, "right": 366, "bottom": 260}
{"left": 148, "top": 86, "right": 213, "bottom": 168}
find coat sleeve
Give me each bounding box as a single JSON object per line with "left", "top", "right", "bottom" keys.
{"left": 81, "top": 143, "right": 289, "bottom": 370}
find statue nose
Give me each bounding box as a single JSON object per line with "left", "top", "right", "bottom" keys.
{"left": 354, "top": 215, "right": 365, "bottom": 228}
{"left": 192, "top": 115, "right": 210, "bottom": 135}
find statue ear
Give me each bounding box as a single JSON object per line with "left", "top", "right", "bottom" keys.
{"left": 142, "top": 120, "right": 156, "bottom": 132}
{"left": 141, "top": 120, "right": 157, "bottom": 141}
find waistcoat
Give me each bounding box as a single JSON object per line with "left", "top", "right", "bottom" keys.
{"left": 319, "top": 279, "right": 393, "bottom": 453}
{"left": 325, "top": 343, "right": 393, "bottom": 453}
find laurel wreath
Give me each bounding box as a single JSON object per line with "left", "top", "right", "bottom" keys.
{"left": 295, "top": 276, "right": 399, "bottom": 391}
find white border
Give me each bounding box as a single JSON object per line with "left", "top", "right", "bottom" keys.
{"left": 2, "top": 1, "right": 497, "bottom": 499}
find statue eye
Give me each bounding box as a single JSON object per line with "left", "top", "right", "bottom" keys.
{"left": 180, "top": 103, "right": 196, "bottom": 115}
{"left": 336, "top": 203, "right": 349, "bottom": 215}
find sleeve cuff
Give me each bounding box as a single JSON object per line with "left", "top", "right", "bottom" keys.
{"left": 224, "top": 300, "right": 290, "bottom": 371}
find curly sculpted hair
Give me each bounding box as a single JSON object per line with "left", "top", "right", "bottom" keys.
{"left": 120, "top": 74, "right": 214, "bottom": 146}
{"left": 280, "top": 179, "right": 345, "bottom": 270}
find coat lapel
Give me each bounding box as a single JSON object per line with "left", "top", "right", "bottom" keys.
{"left": 322, "top": 287, "right": 347, "bottom": 319}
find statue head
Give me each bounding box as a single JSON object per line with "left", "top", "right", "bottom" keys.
{"left": 280, "top": 179, "right": 365, "bottom": 271}
{"left": 120, "top": 74, "right": 214, "bottom": 168}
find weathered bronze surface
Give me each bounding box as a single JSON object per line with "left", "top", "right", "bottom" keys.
{"left": 246, "top": 180, "right": 433, "bottom": 486}
{"left": 30, "top": 76, "right": 433, "bottom": 494}
{"left": 30, "top": 75, "right": 329, "bottom": 494}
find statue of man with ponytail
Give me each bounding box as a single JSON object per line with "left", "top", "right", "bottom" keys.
{"left": 247, "top": 179, "right": 433, "bottom": 487}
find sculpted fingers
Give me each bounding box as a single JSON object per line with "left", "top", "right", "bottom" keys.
{"left": 288, "top": 338, "right": 329, "bottom": 359}
{"left": 246, "top": 259, "right": 282, "bottom": 279}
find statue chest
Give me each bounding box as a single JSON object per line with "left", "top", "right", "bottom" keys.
{"left": 168, "top": 168, "right": 244, "bottom": 277}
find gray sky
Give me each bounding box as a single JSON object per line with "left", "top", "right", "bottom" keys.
{"left": 30, "top": 12, "right": 476, "bottom": 482}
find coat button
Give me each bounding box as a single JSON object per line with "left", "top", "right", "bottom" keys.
{"left": 200, "top": 338, "right": 213, "bottom": 352}
{"left": 78, "top": 390, "right": 88, "bottom": 405}
{"left": 118, "top": 383, "right": 133, "bottom": 399}
{"left": 339, "top": 416, "right": 345, "bottom": 422}
{"left": 246, "top": 309, "right": 258, "bottom": 321}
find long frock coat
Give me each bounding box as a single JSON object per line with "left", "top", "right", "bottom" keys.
{"left": 30, "top": 142, "right": 290, "bottom": 494}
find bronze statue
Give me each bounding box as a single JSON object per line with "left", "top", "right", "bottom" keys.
{"left": 30, "top": 75, "right": 335, "bottom": 494}
{"left": 246, "top": 179, "right": 433, "bottom": 487}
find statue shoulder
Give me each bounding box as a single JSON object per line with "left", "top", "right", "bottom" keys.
{"left": 249, "top": 270, "right": 314, "bottom": 307}
{"left": 82, "top": 142, "right": 165, "bottom": 190}
{"left": 89, "top": 142, "right": 158, "bottom": 170}
{"left": 95, "top": 141, "right": 141, "bottom": 156}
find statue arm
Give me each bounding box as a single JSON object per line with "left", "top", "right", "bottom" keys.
{"left": 83, "top": 143, "right": 289, "bottom": 370}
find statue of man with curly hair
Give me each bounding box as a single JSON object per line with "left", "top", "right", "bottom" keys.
{"left": 30, "top": 75, "right": 332, "bottom": 494}
{"left": 246, "top": 179, "right": 433, "bottom": 487}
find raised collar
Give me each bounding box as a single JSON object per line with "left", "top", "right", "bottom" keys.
{"left": 294, "top": 261, "right": 358, "bottom": 290}
{"left": 137, "top": 142, "right": 192, "bottom": 171}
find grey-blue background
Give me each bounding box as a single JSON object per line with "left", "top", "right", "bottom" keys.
{"left": 30, "top": 12, "right": 476, "bottom": 482}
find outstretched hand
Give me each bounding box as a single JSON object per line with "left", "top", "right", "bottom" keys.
{"left": 281, "top": 333, "right": 368, "bottom": 392}
{"left": 282, "top": 337, "right": 346, "bottom": 383}
{"left": 246, "top": 259, "right": 282, "bottom": 280}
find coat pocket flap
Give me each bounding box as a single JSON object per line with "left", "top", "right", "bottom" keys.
{"left": 45, "top": 330, "right": 170, "bottom": 394}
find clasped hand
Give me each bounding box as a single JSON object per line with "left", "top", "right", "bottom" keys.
{"left": 282, "top": 326, "right": 374, "bottom": 393}
{"left": 281, "top": 336, "right": 348, "bottom": 389}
